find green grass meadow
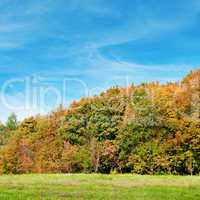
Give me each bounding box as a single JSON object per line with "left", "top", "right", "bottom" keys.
{"left": 0, "top": 174, "right": 199, "bottom": 200}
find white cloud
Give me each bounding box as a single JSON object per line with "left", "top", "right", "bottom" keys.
{"left": 0, "top": 1, "right": 54, "bottom": 50}
{"left": 82, "top": 48, "right": 188, "bottom": 79}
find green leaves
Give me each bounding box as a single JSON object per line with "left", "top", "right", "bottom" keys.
{"left": 6, "top": 113, "right": 18, "bottom": 131}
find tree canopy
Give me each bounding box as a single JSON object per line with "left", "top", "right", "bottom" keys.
{"left": 0, "top": 69, "right": 200, "bottom": 175}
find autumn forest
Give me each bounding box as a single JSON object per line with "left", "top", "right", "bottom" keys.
{"left": 0, "top": 69, "right": 199, "bottom": 175}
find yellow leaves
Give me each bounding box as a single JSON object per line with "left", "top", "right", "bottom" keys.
{"left": 167, "top": 109, "right": 177, "bottom": 119}
{"left": 175, "top": 131, "right": 183, "bottom": 145}
{"left": 182, "top": 69, "right": 200, "bottom": 86}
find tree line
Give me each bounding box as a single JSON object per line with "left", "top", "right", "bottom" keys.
{"left": 0, "top": 69, "right": 199, "bottom": 174}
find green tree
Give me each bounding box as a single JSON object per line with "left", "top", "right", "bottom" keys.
{"left": 6, "top": 113, "right": 18, "bottom": 131}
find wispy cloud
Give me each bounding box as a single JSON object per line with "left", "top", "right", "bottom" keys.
{"left": 81, "top": 48, "right": 189, "bottom": 81}
{"left": 0, "top": 0, "right": 54, "bottom": 50}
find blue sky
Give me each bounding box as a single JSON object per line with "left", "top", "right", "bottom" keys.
{"left": 0, "top": 0, "right": 200, "bottom": 122}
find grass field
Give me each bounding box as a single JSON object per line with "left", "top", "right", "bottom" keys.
{"left": 0, "top": 174, "right": 199, "bottom": 200}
